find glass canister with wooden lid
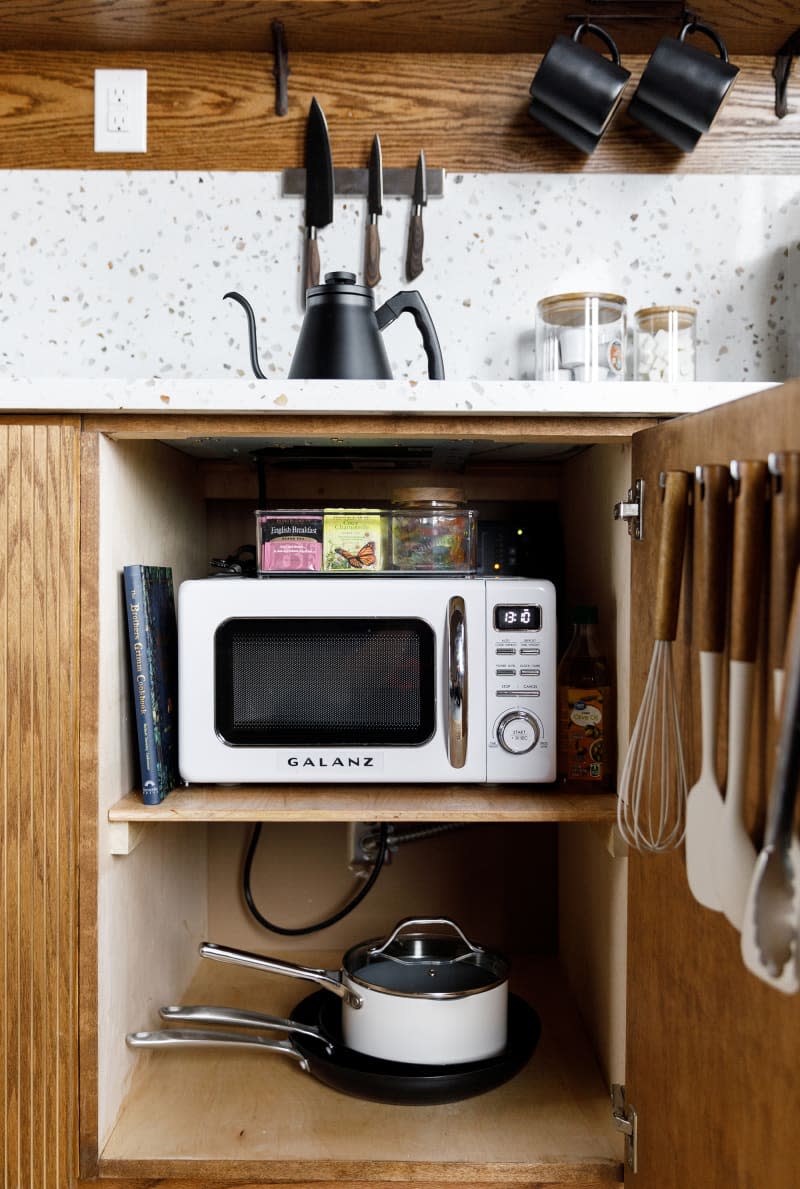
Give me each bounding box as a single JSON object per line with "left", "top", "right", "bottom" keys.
{"left": 535, "top": 291, "right": 627, "bottom": 382}
{"left": 390, "top": 487, "right": 477, "bottom": 572}
{"left": 633, "top": 305, "right": 697, "bottom": 381}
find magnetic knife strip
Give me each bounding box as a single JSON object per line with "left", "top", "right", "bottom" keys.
{"left": 282, "top": 167, "right": 445, "bottom": 199}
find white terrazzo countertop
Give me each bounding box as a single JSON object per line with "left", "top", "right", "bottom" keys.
{"left": 0, "top": 378, "right": 776, "bottom": 416}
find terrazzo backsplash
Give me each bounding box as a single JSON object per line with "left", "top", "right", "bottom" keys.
{"left": 0, "top": 170, "right": 798, "bottom": 382}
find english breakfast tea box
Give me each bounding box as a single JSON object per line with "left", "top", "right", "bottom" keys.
{"left": 323, "top": 509, "right": 388, "bottom": 571}
{"left": 255, "top": 511, "right": 323, "bottom": 572}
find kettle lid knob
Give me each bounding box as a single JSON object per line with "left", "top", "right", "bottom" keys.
{"left": 324, "top": 271, "right": 357, "bottom": 284}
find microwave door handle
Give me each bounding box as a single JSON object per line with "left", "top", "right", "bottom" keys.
{"left": 447, "top": 595, "right": 468, "bottom": 768}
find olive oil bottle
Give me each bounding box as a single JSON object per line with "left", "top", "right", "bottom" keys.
{"left": 557, "top": 605, "right": 614, "bottom": 789}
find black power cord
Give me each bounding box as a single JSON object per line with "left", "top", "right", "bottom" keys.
{"left": 241, "top": 821, "right": 390, "bottom": 936}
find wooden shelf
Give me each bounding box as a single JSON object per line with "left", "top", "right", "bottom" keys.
{"left": 100, "top": 952, "right": 624, "bottom": 1183}
{"left": 0, "top": 0, "right": 793, "bottom": 56}
{"left": 108, "top": 785, "right": 619, "bottom": 824}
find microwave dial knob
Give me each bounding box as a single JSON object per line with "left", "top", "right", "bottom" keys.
{"left": 496, "top": 709, "right": 540, "bottom": 755}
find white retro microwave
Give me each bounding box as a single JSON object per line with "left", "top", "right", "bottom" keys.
{"left": 177, "top": 576, "right": 557, "bottom": 783}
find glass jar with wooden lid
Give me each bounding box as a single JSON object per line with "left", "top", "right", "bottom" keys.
{"left": 535, "top": 291, "right": 627, "bottom": 382}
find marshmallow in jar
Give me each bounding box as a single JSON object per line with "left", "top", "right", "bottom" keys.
{"left": 535, "top": 292, "right": 626, "bottom": 382}
{"left": 633, "top": 306, "right": 697, "bottom": 382}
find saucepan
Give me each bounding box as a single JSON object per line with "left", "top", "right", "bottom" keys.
{"left": 200, "top": 917, "right": 509, "bottom": 1066}
{"left": 127, "top": 989, "right": 540, "bottom": 1106}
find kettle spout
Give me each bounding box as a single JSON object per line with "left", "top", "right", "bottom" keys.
{"left": 224, "top": 291, "right": 267, "bottom": 380}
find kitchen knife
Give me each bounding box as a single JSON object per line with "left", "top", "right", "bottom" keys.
{"left": 364, "top": 134, "right": 383, "bottom": 288}
{"left": 304, "top": 97, "right": 334, "bottom": 293}
{"left": 406, "top": 150, "right": 427, "bottom": 281}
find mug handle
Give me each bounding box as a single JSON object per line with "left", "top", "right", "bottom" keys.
{"left": 678, "top": 21, "right": 729, "bottom": 62}
{"left": 572, "top": 22, "right": 622, "bottom": 66}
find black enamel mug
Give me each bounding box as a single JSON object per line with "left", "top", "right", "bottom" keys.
{"left": 627, "top": 22, "right": 739, "bottom": 152}
{"left": 528, "top": 23, "right": 631, "bottom": 155}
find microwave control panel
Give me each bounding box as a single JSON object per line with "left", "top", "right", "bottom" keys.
{"left": 485, "top": 581, "right": 557, "bottom": 782}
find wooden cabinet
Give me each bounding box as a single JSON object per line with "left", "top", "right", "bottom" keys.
{"left": 0, "top": 419, "right": 81, "bottom": 1189}
{"left": 1, "top": 383, "right": 791, "bottom": 1188}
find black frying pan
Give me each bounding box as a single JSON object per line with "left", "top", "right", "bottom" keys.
{"left": 127, "top": 990, "right": 540, "bottom": 1105}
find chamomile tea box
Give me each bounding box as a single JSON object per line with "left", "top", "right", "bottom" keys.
{"left": 323, "top": 509, "right": 388, "bottom": 571}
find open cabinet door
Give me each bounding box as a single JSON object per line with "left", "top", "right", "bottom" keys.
{"left": 624, "top": 381, "right": 800, "bottom": 1187}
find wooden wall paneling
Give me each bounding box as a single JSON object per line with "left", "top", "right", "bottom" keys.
{"left": 0, "top": 0, "right": 796, "bottom": 56}
{"left": 625, "top": 382, "right": 800, "bottom": 1188}
{"left": 0, "top": 420, "right": 81, "bottom": 1189}
{"left": 0, "top": 51, "right": 796, "bottom": 172}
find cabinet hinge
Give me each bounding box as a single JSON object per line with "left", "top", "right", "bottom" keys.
{"left": 611, "top": 1083, "right": 638, "bottom": 1174}
{"left": 613, "top": 478, "right": 644, "bottom": 540}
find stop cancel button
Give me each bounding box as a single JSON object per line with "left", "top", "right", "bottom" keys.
{"left": 496, "top": 710, "right": 540, "bottom": 754}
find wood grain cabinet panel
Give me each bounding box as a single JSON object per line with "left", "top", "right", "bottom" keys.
{"left": 0, "top": 420, "right": 81, "bottom": 1189}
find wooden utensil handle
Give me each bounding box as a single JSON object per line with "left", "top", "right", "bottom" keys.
{"left": 305, "top": 235, "right": 320, "bottom": 292}
{"left": 697, "top": 463, "right": 731, "bottom": 654}
{"left": 731, "top": 459, "right": 768, "bottom": 663}
{"left": 765, "top": 565, "right": 800, "bottom": 846}
{"left": 654, "top": 470, "right": 691, "bottom": 642}
{"left": 769, "top": 452, "right": 800, "bottom": 672}
{"left": 364, "top": 223, "right": 381, "bottom": 288}
{"left": 406, "top": 212, "right": 424, "bottom": 280}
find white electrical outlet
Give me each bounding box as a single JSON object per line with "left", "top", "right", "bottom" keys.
{"left": 94, "top": 70, "right": 147, "bottom": 153}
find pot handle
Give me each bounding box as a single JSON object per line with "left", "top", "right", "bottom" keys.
{"left": 374, "top": 291, "right": 445, "bottom": 379}
{"left": 126, "top": 1027, "right": 309, "bottom": 1070}
{"left": 199, "top": 941, "right": 362, "bottom": 1009}
{"left": 369, "top": 917, "right": 483, "bottom": 960}
{"left": 159, "top": 1003, "right": 332, "bottom": 1052}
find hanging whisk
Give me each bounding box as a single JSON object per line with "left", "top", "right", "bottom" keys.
{"left": 617, "top": 470, "right": 692, "bottom": 852}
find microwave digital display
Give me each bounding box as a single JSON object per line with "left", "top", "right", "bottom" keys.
{"left": 493, "top": 604, "right": 541, "bottom": 632}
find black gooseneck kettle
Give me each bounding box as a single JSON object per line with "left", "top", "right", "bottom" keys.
{"left": 225, "top": 271, "right": 445, "bottom": 380}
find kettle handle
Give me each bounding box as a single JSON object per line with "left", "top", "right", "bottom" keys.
{"left": 375, "top": 291, "right": 445, "bottom": 380}
{"left": 223, "top": 291, "right": 266, "bottom": 380}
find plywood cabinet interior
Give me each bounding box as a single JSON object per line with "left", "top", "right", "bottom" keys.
{"left": 77, "top": 413, "right": 635, "bottom": 1186}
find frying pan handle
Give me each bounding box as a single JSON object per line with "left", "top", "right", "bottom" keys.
{"left": 695, "top": 463, "right": 731, "bottom": 655}
{"left": 654, "top": 470, "right": 691, "bottom": 642}
{"left": 730, "top": 459, "right": 768, "bottom": 664}
{"left": 160, "top": 1004, "right": 332, "bottom": 1052}
{"left": 447, "top": 596, "right": 468, "bottom": 768}
{"left": 200, "top": 941, "right": 362, "bottom": 1009}
{"left": 126, "top": 1028, "right": 309, "bottom": 1070}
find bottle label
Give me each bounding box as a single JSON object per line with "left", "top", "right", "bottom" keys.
{"left": 558, "top": 686, "right": 610, "bottom": 782}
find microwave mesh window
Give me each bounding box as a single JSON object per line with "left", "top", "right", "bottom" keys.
{"left": 214, "top": 618, "right": 437, "bottom": 746}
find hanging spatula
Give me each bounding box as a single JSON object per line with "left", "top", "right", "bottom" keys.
{"left": 712, "top": 459, "right": 767, "bottom": 930}
{"left": 685, "top": 464, "right": 731, "bottom": 909}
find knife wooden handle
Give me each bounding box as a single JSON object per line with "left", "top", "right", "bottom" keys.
{"left": 406, "top": 212, "right": 424, "bottom": 281}
{"left": 364, "top": 223, "right": 381, "bottom": 288}
{"left": 654, "top": 470, "right": 691, "bottom": 643}
{"left": 730, "top": 459, "right": 768, "bottom": 663}
{"left": 697, "top": 464, "right": 731, "bottom": 655}
{"left": 769, "top": 452, "right": 800, "bottom": 673}
{"left": 305, "top": 235, "right": 320, "bottom": 292}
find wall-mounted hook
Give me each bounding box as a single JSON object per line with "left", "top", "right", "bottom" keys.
{"left": 774, "top": 28, "right": 800, "bottom": 118}
{"left": 272, "top": 20, "right": 290, "bottom": 117}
